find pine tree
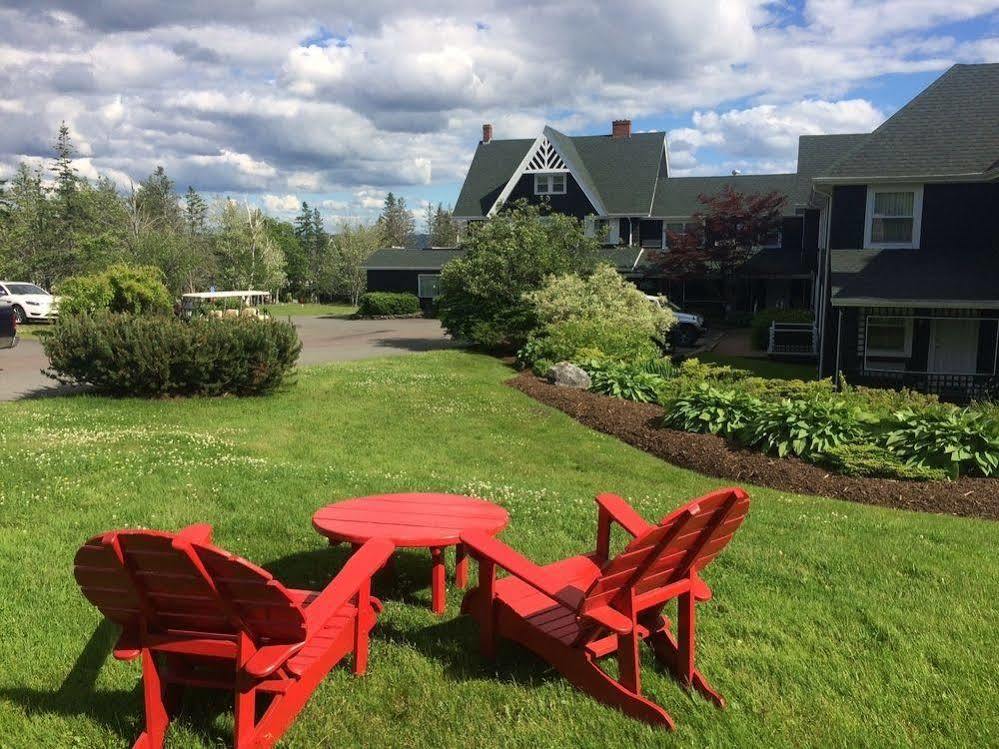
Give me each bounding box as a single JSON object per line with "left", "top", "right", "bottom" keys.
{"left": 136, "top": 166, "right": 181, "bottom": 230}
{"left": 424, "top": 202, "right": 435, "bottom": 239}
{"left": 430, "top": 203, "right": 458, "bottom": 247}
{"left": 294, "top": 201, "right": 314, "bottom": 242}
{"left": 377, "top": 192, "right": 414, "bottom": 247}
{"left": 184, "top": 186, "right": 208, "bottom": 235}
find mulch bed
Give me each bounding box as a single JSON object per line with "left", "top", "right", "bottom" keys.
{"left": 509, "top": 371, "right": 999, "bottom": 521}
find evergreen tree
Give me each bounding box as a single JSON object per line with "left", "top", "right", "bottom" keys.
{"left": 431, "top": 203, "right": 458, "bottom": 247}
{"left": 424, "top": 202, "right": 436, "bottom": 239}
{"left": 377, "top": 192, "right": 415, "bottom": 247}
{"left": 184, "top": 186, "right": 208, "bottom": 235}
{"left": 136, "top": 166, "right": 181, "bottom": 231}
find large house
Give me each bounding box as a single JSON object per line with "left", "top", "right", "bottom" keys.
{"left": 363, "top": 63, "right": 998, "bottom": 398}
{"left": 810, "top": 63, "right": 999, "bottom": 399}
{"left": 365, "top": 119, "right": 830, "bottom": 314}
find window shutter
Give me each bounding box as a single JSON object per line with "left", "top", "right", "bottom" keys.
{"left": 607, "top": 220, "right": 620, "bottom": 245}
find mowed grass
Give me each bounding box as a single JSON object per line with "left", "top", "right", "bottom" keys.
{"left": 0, "top": 351, "right": 995, "bottom": 748}
{"left": 264, "top": 302, "right": 356, "bottom": 318}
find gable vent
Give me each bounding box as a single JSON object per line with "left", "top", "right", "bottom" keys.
{"left": 524, "top": 138, "right": 567, "bottom": 172}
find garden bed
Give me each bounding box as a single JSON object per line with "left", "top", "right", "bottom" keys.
{"left": 510, "top": 371, "right": 999, "bottom": 520}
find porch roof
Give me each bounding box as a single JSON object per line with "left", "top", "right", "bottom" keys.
{"left": 830, "top": 248, "right": 999, "bottom": 308}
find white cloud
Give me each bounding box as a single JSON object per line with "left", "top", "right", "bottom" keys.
{"left": 669, "top": 98, "right": 886, "bottom": 175}
{"left": 0, "top": 0, "right": 994, "bottom": 200}
{"left": 262, "top": 193, "right": 300, "bottom": 213}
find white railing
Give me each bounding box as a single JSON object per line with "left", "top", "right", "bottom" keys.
{"left": 768, "top": 321, "right": 817, "bottom": 356}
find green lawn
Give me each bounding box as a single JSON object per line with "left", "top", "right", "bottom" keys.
{"left": 698, "top": 352, "right": 819, "bottom": 380}
{"left": 0, "top": 351, "right": 995, "bottom": 748}
{"left": 264, "top": 302, "right": 357, "bottom": 318}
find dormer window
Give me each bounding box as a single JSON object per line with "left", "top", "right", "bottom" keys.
{"left": 534, "top": 173, "right": 566, "bottom": 195}
{"left": 865, "top": 185, "right": 922, "bottom": 249}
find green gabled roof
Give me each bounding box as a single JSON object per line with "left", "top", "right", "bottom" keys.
{"left": 570, "top": 131, "right": 666, "bottom": 214}
{"left": 454, "top": 128, "right": 667, "bottom": 218}
{"left": 362, "top": 249, "right": 467, "bottom": 270}
{"left": 454, "top": 138, "right": 533, "bottom": 217}
{"left": 823, "top": 64, "right": 999, "bottom": 180}
{"left": 652, "top": 173, "right": 798, "bottom": 217}
{"left": 596, "top": 247, "right": 644, "bottom": 273}
{"left": 793, "top": 133, "right": 868, "bottom": 205}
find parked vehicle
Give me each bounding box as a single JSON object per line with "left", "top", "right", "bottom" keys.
{"left": 0, "top": 281, "right": 59, "bottom": 324}
{"left": 646, "top": 294, "right": 705, "bottom": 347}
{"left": 0, "top": 302, "right": 17, "bottom": 349}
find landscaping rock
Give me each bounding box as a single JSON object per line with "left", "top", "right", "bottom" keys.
{"left": 548, "top": 362, "right": 591, "bottom": 389}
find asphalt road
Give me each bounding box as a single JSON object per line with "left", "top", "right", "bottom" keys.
{"left": 0, "top": 315, "right": 459, "bottom": 401}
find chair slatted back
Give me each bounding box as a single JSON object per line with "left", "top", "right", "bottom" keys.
{"left": 580, "top": 488, "right": 749, "bottom": 616}
{"left": 74, "top": 530, "right": 307, "bottom": 646}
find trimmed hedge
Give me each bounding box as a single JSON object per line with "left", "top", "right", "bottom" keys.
{"left": 43, "top": 312, "right": 301, "bottom": 396}
{"left": 357, "top": 292, "right": 421, "bottom": 317}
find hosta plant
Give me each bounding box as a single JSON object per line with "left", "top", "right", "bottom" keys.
{"left": 578, "top": 359, "right": 664, "bottom": 403}
{"left": 745, "top": 397, "right": 870, "bottom": 460}
{"left": 886, "top": 408, "right": 999, "bottom": 478}
{"left": 662, "top": 383, "right": 762, "bottom": 439}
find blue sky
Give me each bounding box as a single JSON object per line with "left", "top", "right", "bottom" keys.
{"left": 0, "top": 1, "right": 996, "bottom": 229}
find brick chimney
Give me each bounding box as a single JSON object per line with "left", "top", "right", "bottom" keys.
{"left": 482, "top": 123, "right": 493, "bottom": 143}
{"left": 612, "top": 119, "right": 632, "bottom": 139}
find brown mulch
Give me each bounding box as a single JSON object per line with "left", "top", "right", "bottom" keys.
{"left": 509, "top": 371, "right": 999, "bottom": 521}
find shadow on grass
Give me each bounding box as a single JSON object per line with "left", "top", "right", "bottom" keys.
{"left": 266, "top": 544, "right": 559, "bottom": 687}
{"left": 0, "top": 619, "right": 238, "bottom": 745}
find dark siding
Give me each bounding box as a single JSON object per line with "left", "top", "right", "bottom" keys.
{"left": 829, "top": 185, "right": 867, "bottom": 249}
{"left": 781, "top": 216, "right": 803, "bottom": 250}
{"left": 366, "top": 269, "right": 419, "bottom": 295}
{"left": 802, "top": 209, "right": 820, "bottom": 252}
{"left": 505, "top": 173, "right": 595, "bottom": 219}
{"left": 920, "top": 182, "right": 999, "bottom": 251}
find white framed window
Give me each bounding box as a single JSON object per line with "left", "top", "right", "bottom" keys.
{"left": 865, "top": 316, "right": 913, "bottom": 358}
{"left": 534, "top": 173, "right": 566, "bottom": 195}
{"left": 417, "top": 274, "right": 440, "bottom": 299}
{"left": 865, "top": 185, "right": 922, "bottom": 249}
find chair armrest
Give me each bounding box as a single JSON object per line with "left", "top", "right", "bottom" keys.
{"left": 244, "top": 643, "right": 306, "bottom": 678}
{"left": 460, "top": 531, "right": 575, "bottom": 609}
{"left": 595, "top": 494, "right": 652, "bottom": 538}
{"left": 303, "top": 538, "right": 395, "bottom": 631}
{"left": 580, "top": 605, "right": 633, "bottom": 635}
{"left": 176, "top": 523, "right": 213, "bottom": 545}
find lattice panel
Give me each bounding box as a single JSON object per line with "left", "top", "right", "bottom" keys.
{"left": 524, "top": 139, "right": 567, "bottom": 172}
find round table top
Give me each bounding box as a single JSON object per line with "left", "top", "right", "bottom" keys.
{"left": 312, "top": 493, "right": 509, "bottom": 547}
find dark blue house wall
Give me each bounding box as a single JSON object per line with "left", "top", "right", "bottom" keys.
{"left": 505, "top": 173, "right": 595, "bottom": 219}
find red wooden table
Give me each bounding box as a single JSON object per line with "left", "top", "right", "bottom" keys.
{"left": 312, "top": 493, "right": 509, "bottom": 614}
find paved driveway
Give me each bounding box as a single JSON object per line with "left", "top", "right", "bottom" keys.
{"left": 0, "top": 316, "right": 458, "bottom": 401}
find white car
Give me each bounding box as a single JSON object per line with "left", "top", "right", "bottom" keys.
{"left": 645, "top": 294, "right": 705, "bottom": 347}
{"left": 0, "top": 281, "right": 59, "bottom": 324}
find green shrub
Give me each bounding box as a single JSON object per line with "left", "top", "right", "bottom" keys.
{"left": 840, "top": 382, "right": 942, "bottom": 416}
{"left": 357, "top": 292, "right": 421, "bottom": 317}
{"left": 885, "top": 408, "right": 999, "bottom": 478}
{"left": 677, "top": 357, "right": 751, "bottom": 382}
{"left": 823, "top": 443, "right": 949, "bottom": 481}
{"left": 636, "top": 356, "right": 679, "bottom": 379}
{"left": 437, "top": 201, "right": 599, "bottom": 349}
{"left": 736, "top": 375, "right": 836, "bottom": 401}
{"left": 521, "top": 318, "right": 661, "bottom": 366}
{"left": 579, "top": 359, "right": 664, "bottom": 403}
{"left": 745, "top": 398, "right": 869, "bottom": 460}
{"left": 43, "top": 312, "right": 301, "bottom": 397}
{"left": 57, "top": 264, "right": 172, "bottom": 316}
{"left": 662, "top": 383, "right": 763, "bottom": 439}
{"left": 750, "top": 308, "right": 812, "bottom": 350}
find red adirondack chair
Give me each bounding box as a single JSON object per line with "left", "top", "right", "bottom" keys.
{"left": 73, "top": 524, "right": 394, "bottom": 749}
{"left": 460, "top": 487, "right": 750, "bottom": 729}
